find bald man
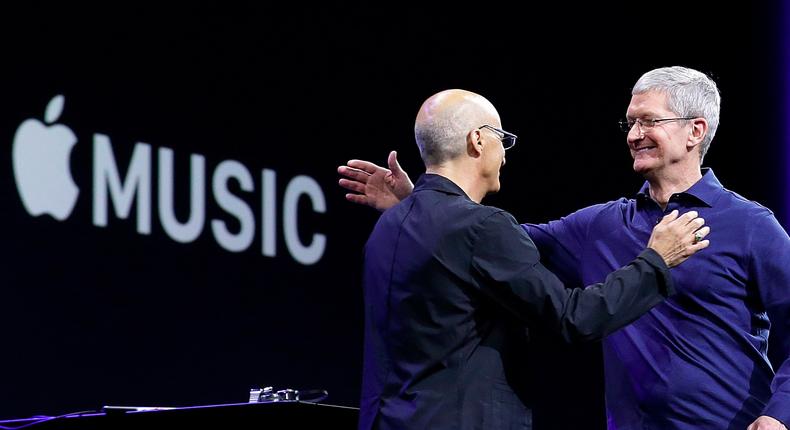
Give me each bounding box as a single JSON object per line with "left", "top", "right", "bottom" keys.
{"left": 359, "top": 89, "right": 710, "bottom": 430}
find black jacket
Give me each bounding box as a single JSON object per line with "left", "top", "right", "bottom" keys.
{"left": 359, "top": 174, "right": 674, "bottom": 430}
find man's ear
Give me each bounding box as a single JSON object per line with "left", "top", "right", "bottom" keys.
{"left": 688, "top": 118, "right": 708, "bottom": 149}
{"left": 467, "top": 129, "right": 483, "bottom": 158}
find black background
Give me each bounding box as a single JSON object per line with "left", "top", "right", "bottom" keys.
{"left": 0, "top": 2, "right": 785, "bottom": 429}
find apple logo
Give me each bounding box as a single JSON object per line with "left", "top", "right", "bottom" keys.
{"left": 12, "top": 95, "right": 80, "bottom": 220}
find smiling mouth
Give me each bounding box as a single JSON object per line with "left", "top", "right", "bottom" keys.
{"left": 633, "top": 146, "right": 656, "bottom": 153}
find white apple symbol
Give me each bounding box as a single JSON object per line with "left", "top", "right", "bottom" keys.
{"left": 12, "top": 95, "right": 80, "bottom": 220}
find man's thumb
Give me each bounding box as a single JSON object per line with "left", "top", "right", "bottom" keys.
{"left": 388, "top": 150, "right": 403, "bottom": 174}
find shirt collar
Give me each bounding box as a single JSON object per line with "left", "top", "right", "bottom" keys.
{"left": 413, "top": 173, "right": 471, "bottom": 200}
{"left": 636, "top": 168, "right": 723, "bottom": 208}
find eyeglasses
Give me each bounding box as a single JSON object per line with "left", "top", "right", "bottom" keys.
{"left": 618, "top": 117, "right": 696, "bottom": 133}
{"left": 479, "top": 124, "right": 517, "bottom": 150}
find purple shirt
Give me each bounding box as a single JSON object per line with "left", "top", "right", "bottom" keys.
{"left": 524, "top": 169, "right": 790, "bottom": 429}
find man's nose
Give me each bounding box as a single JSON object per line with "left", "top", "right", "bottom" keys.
{"left": 628, "top": 124, "right": 645, "bottom": 142}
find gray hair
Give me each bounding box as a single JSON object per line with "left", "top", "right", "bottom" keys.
{"left": 633, "top": 66, "right": 721, "bottom": 163}
{"left": 414, "top": 103, "right": 479, "bottom": 166}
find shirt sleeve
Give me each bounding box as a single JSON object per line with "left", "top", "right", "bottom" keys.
{"left": 471, "top": 210, "right": 675, "bottom": 343}
{"left": 521, "top": 205, "right": 604, "bottom": 288}
{"left": 752, "top": 211, "right": 790, "bottom": 426}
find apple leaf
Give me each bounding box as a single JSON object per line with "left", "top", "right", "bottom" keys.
{"left": 44, "top": 95, "right": 66, "bottom": 124}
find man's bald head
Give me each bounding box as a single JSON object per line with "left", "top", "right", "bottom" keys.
{"left": 414, "top": 89, "right": 500, "bottom": 167}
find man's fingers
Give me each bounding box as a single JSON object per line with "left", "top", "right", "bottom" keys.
{"left": 687, "top": 226, "right": 711, "bottom": 253}
{"left": 683, "top": 217, "right": 705, "bottom": 233}
{"left": 694, "top": 225, "right": 711, "bottom": 240}
{"left": 345, "top": 193, "right": 368, "bottom": 205}
{"left": 347, "top": 159, "right": 382, "bottom": 175}
{"left": 675, "top": 210, "right": 699, "bottom": 225}
{"left": 666, "top": 210, "right": 705, "bottom": 234}
{"left": 338, "top": 166, "right": 371, "bottom": 183}
{"left": 689, "top": 239, "right": 710, "bottom": 251}
{"left": 339, "top": 178, "right": 366, "bottom": 193}
{"left": 660, "top": 209, "right": 679, "bottom": 223}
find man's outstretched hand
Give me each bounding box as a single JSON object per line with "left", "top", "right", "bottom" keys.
{"left": 337, "top": 150, "right": 415, "bottom": 212}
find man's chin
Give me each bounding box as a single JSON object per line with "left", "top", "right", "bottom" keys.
{"left": 488, "top": 181, "right": 501, "bottom": 195}
{"left": 632, "top": 160, "right": 654, "bottom": 176}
